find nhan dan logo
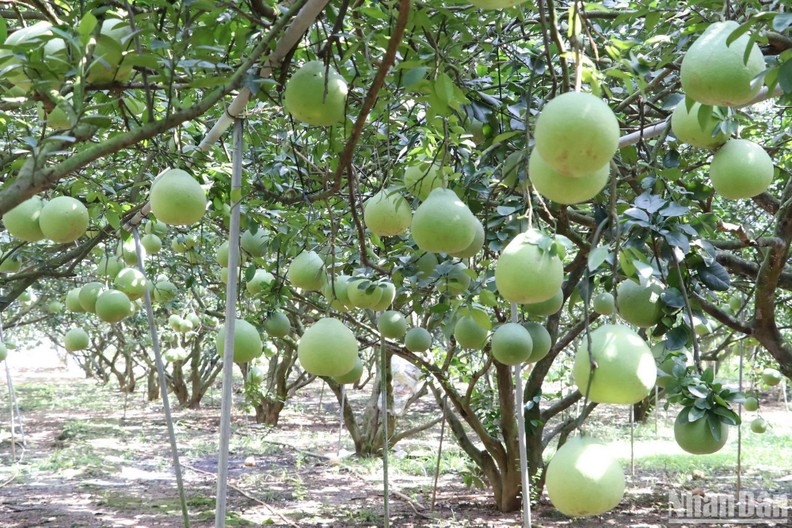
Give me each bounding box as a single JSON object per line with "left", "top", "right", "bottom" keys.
{"left": 668, "top": 490, "right": 789, "bottom": 524}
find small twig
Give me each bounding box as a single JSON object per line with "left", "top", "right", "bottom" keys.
{"left": 183, "top": 463, "right": 300, "bottom": 528}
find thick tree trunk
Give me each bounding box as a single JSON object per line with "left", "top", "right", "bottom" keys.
{"left": 254, "top": 397, "right": 285, "bottom": 426}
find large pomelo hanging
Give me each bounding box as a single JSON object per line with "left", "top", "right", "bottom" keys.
{"left": 149, "top": 168, "right": 207, "bottom": 226}
{"left": 2, "top": 196, "right": 46, "bottom": 242}
{"left": 39, "top": 196, "right": 89, "bottom": 243}
{"left": 491, "top": 323, "right": 533, "bottom": 365}
{"left": 216, "top": 319, "right": 263, "bottom": 363}
{"left": 495, "top": 229, "right": 563, "bottom": 304}
{"left": 680, "top": 21, "right": 765, "bottom": 106}
{"left": 673, "top": 410, "right": 729, "bottom": 454}
{"left": 403, "top": 161, "right": 443, "bottom": 201}
{"left": 64, "top": 327, "right": 90, "bottom": 352}
{"left": 533, "top": 92, "right": 620, "bottom": 177}
{"left": 411, "top": 188, "right": 478, "bottom": 254}
{"left": 95, "top": 290, "right": 132, "bottom": 323}
{"left": 298, "top": 317, "right": 358, "bottom": 377}
{"left": 572, "top": 324, "right": 657, "bottom": 404}
{"left": 546, "top": 436, "right": 625, "bottom": 517}
{"left": 709, "top": 139, "right": 774, "bottom": 199}
{"left": 670, "top": 100, "right": 728, "bottom": 148}
{"left": 363, "top": 188, "right": 412, "bottom": 237}
{"left": 287, "top": 250, "right": 326, "bottom": 291}
{"left": 283, "top": 61, "right": 347, "bottom": 126}
{"left": 528, "top": 149, "right": 609, "bottom": 204}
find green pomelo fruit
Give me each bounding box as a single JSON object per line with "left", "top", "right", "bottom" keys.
{"left": 87, "top": 18, "right": 133, "bottom": 84}
{"left": 97, "top": 254, "right": 124, "bottom": 279}
{"left": 163, "top": 347, "right": 189, "bottom": 363}
{"left": 750, "top": 417, "right": 768, "bottom": 434}
{"left": 448, "top": 216, "right": 485, "bottom": 259}
{"left": 150, "top": 168, "right": 207, "bottom": 226}
{"left": 241, "top": 229, "right": 268, "bottom": 257}
{"left": 346, "top": 278, "right": 383, "bottom": 309}
{"left": 283, "top": 61, "right": 347, "bottom": 126}
{"left": 761, "top": 367, "right": 783, "bottom": 387}
{"left": 0, "top": 256, "right": 21, "bottom": 273}
{"left": 287, "top": 250, "right": 326, "bottom": 291}
{"left": 404, "top": 162, "right": 443, "bottom": 201}
{"left": 534, "top": 91, "right": 620, "bottom": 177}
{"left": 298, "top": 317, "right": 358, "bottom": 377}
{"left": 495, "top": 230, "right": 564, "bottom": 304}
{"left": 415, "top": 252, "right": 439, "bottom": 281}
{"left": 65, "top": 287, "right": 84, "bottom": 312}
{"left": 454, "top": 315, "right": 489, "bottom": 350}
{"left": 117, "top": 237, "right": 144, "bottom": 265}
{"left": 670, "top": 100, "right": 728, "bottom": 148}
{"left": 411, "top": 188, "right": 478, "bottom": 254}
{"left": 47, "top": 300, "right": 64, "bottom": 314}
{"left": 371, "top": 281, "right": 397, "bottom": 311}
{"left": 363, "top": 188, "right": 412, "bottom": 237}
{"left": 545, "top": 436, "right": 625, "bottom": 517}
{"left": 246, "top": 269, "right": 275, "bottom": 295}
{"left": 323, "top": 275, "right": 352, "bottom": 310}
{"left": 523, "top": 322, "right": 552, "bottom": 363}
{"left": 436, "top": 262, "right": 471, "bottom": 296}
{"left": 216, "top": 319, "right": 263, "bottom": 363}
{"left": 709, "top": 139, "right": 774, "bottom": 200}
{"left": 378, "top": 310, "right": 408, "bottom": 339}
{"left": 743, "top": 396, "right": 759, "bottom": 412}
{"left": 95, "top": 290, "right": 132, "bottom": 323}
{"left": 673, "top": 411, "right": 729, "bottom": 454}
{"left": 524, "top": 289, "right": 564, "bottom": 317}
{"left": 2, "top": 196, "right": 46, "bottom": 242}
{"left": 64, "top": 327, "right": 90, "bottom": 352}
{"left": 616, "top": 279, "right": 665, "bottom": 328}
{"left": 152, "top": 280, "right": 178, "bottom": 303}
{"left": 680, "top": 21, "right": 765, "bottom": 106}
{"left": 246, "top": 365, "right": 266, "bottom": 385}
{"left": 114, "top": 267, "right": 148, "bottom": 301}
{"left": 216, "top": 241, "right": 229, "bottom": 267}
{"left": 144, "top": 220, "right": 168, "bottom": 236}
{"left": 141, "top": 234, "right": 162, "bottom": 254}
{"left": 333, "top": 356, "right": 363, "bottom": 385}
{"left": 573, "top": 324, "right": 657, "bottom": 404}
{"left": 78, "top": 281, "right": 105, "bottom": 313}
{"left": 528, "top": 149, "right": 610, "bottom": 204}
{"left": 491, "top": 322, "right": 533, "bottom": 365}
{"left": 39, "top": 196, "right": 89, "bottom": 243}
{"left": 404, "top": 327, "right": 432, "bottom": 352}
{"left": 264, "top": 311, "right": 291, "bottom": 338}
{"left": 592, "top": 292, "right": 615, "bottom": 315}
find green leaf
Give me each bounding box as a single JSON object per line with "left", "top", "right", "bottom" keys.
{"left": 697, "top": 261, "right": 730, "bottom": 291}
{"left": 701, "top": 367, "right": 715, "bottom": 383}
{"left": 778, "top": 59, "right": 792, "bottom": 94}
{"left": 587, "top": 244, "right": 611, "bottom": 272}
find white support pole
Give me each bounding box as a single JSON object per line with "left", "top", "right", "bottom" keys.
{"left": 215, "top": 118, "right": 245, "bottom": 528}
{"left": 132, "top": 228, "right": 191, "bottom": 528}
{"left": 511, "top": 302, "right": 532, "bottom": 528}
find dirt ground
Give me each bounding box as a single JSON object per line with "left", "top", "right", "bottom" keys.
{"left": 1, "top": 346, "right": 791, "bottom": 528}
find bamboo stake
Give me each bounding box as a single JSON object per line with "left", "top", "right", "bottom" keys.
{"left": 511, "top": 302, "right": 532, "bottom": 528}
{"left": 215, "top": 118, "right": 245, "bottom": 528}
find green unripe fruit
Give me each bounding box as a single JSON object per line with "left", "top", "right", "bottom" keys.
{"left": 573, "top": 324, "right": 656, "bottom": 404}
{"left": 491, "top": 323, "right": 533, "bottom": 365}
{"left": 39, "top": 196, "right": 89, "bottom": 243}
{"left": 709, "top": 139, "right": 774, "bottom": 200}
{"left": 674, "top": 412, "right": 729, "bottom": 454}
{"left": 246, "top": 269, "right": 275, "bottom": 295}
{"left": 404, "top": 327, "right": 432, "bottom": 352}
{"left": 297, "top": 317, "right": 358, "bottom": 377}
{"left": 333, "top": 356, "right": 364, "bottom": 385}
{"left": 371, "top": 281, "right": 397, "bottom": 311}
{"left": 670, "top": 100, "right": 728, "bottom": 148}
{"left": 743, "top": 396, "right": 759, "bottom": 412}
{"left": 283, "top": 61, "right": 348, "bottom": 126}
{"left": 524, "top": 289, "right": 564, "bottom": 317}
{"left": 287, "top": 250, "right": 326, "bottom": 291}
{"left": 454, "top": 315, "right": 488, "bottom": 350}
{"left": 534, "top": 91, "right": 620, "bottom": 177}
{"left": 546, "top": 436, "right": 625, "bottom": 517}
{"left": 448, "top": 217, "right": 485, "bottom": 259}
{"left": 411, "top": 188, "right": 478, "bottom": 254}
{"left": 403, "top": 162, "right": 444, "bottom": 201}
{"left": 750, "top": 417, "right": 768, "bottom": 434}
{"left": 592, "top": 292, "right": 615, "bottom": 315}
{"left": 680, "top": 21, "right": 765, "bottom": 106}
{"left": 523, "top": 322, "right": 552, "bottom": 363}
{"left": 141, "top": 234, "right": 162, "bottom": 254}
{"left": 150, "top": 168, "right": 207, "bottom": 226}
{"left": 114, "top": 267, "right": 148, "bottom": 301}
{"left": 495, "top": 230, "right": 564, "bottom": 305}
{"left": 761, "top": 367, "right": 783, "bottom": 387}
{"left": 616, "top": 279, "right": 665, "bottom": 328}
{"left": 528, "top": 149, "right": 609, "bottom": 204}
{"left": 152, "top": 280, "right": 178, "bottom": 303}
{"left": 216, "top": 319, "right": 263, "bottom": 363}
{"left": 436, "top": 262, "right": 472, "bottom": 296}
{"left": 378, "top": 311, "right": 408, "bottom": 339}
{"left": 346, "top": 278, "right": 383, "bottom": 309}
{"left": 241, "top": 229, "right": 268, "bottom": 257}
{"left": 64, "top": 327, "right": 90, "bottom": 352}
{"left": 95, "top": 290, "right": 132, "bottom": 323}
{"left": 65, "top": 287, "right": 84, "bottom": 312}
{"left": 2, "top": 196, "right": 46, "bottom": 242}
{"left": 323, "top": 275, "right": 352, "bottom": 311}
{"left": 264, "top": 311, "right": 291, "bottom": 338}
{"left": 78, "top": 281, "right": 105, "bottom": 313}
{"left": 363, "top": 188, "right": 412, "bottom": 237}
